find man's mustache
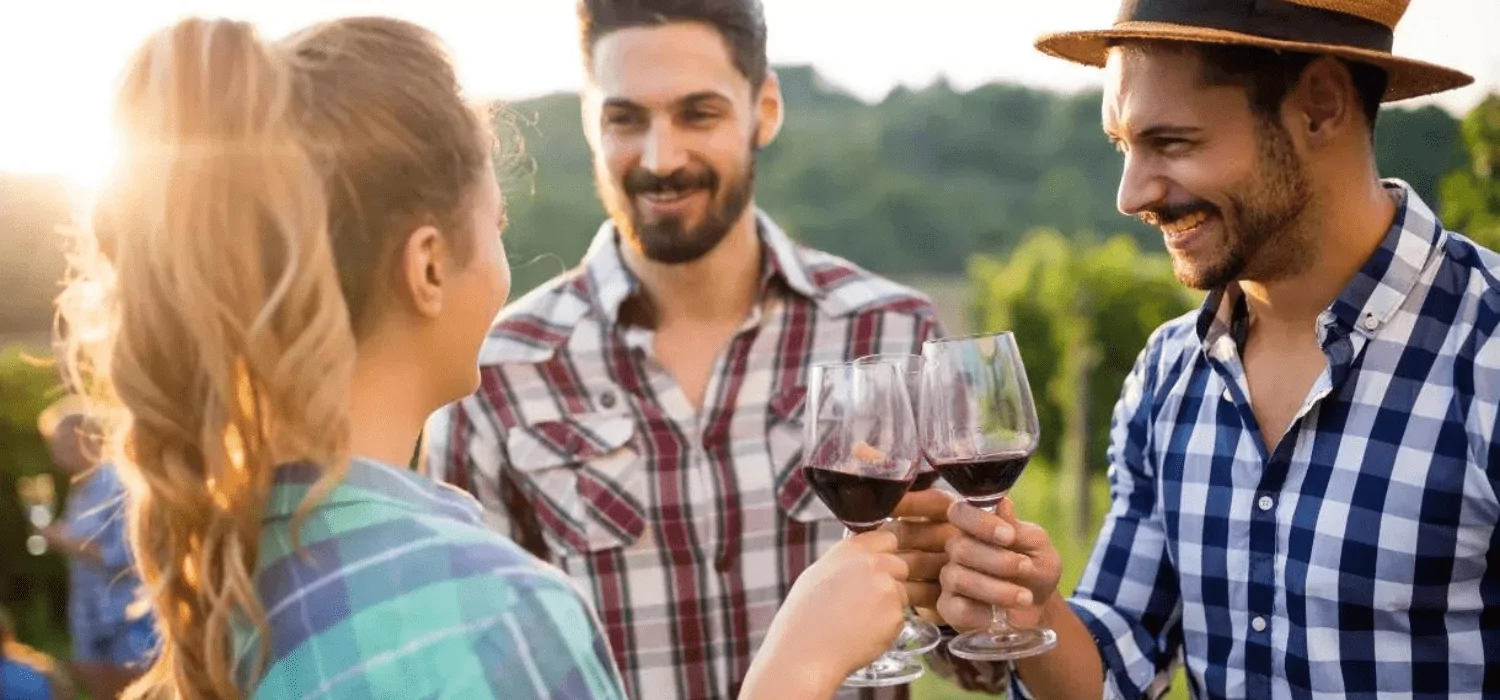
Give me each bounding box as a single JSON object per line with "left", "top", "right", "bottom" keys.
{"left": 624, "top": 166, "right": 716, "bottom": 196}
{"left": 1139, "top": 200, "right": 1217, "bottom": 227}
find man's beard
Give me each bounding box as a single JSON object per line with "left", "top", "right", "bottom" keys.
{"left": 601, "top": 136, "right": 758, "bottom": 265}
{"left": 1141, "top": 118, "right": 1314, "bottom": 291}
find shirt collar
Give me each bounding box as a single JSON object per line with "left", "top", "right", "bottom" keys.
{"left": 265, "top": 458, "right": 483, "bottom": 526}
{"left": 1196, "top": 179, "right": 1446, "bottom": 353}
{"left": 580, "top": 208, "right": 826, "bottom": 325}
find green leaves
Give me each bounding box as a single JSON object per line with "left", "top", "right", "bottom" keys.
{"left": 1439, "top": 95, "right": 1500, "bottom": 250}
{"left": 0, "top": 344, "right": 69, "bottom": 650}
{"left": 969, "top": 231, "right": 1196, "bottom": 469}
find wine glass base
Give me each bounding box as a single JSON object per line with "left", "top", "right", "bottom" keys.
{"left": 946, "top": 626, "right": 1058, "bottom": 662}
{"left": 893, "top": 616, "right": 943, "bottom": 656}
{"left": 841, "top": 654, "right": 925, "bottom": 688}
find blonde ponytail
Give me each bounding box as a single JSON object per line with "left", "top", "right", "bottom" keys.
{"left": 64, "top": 18, "right": 356, "bottom": 700}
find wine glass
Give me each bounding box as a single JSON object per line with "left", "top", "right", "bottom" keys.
{"left": 803, "top": 360, "right": 923, "bottom": 687}
{"left": 919, "top": 331, "right": 1057, "bottom": 661}
{"left": 852, "top": 354, "right": 943, "bottom": 655}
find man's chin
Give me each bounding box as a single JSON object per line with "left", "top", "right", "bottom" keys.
{"left": 1171, "top": 256, "right": 1237, "bottom": 291}
{"left": 639, "top": 241, "right": 716, "bottom": 264}
{"left": 625, "top": 223, "right": 707, "bottom": 264}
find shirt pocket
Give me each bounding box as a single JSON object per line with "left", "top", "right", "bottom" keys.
{"left": 506, "top": 412, "right": 649, "bottom": 556}
{"left": 766, "top": 384, "right": 836, "bottom": 524}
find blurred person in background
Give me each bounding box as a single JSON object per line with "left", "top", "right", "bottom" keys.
{"left": 0, "top": 606, "right": 75, "bottom": 700}
{"left": 33, "top": 397, "right": 154, "bottom": 700}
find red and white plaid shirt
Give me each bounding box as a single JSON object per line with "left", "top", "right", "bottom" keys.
{"left": 425, "top": 212, "right": 944, "bottom": 700}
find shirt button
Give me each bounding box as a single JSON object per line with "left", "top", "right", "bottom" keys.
{"left": 599, "top": 390, "right": 618, "bottom": 409}
{"left": 1251, "top": 616, "right": 1267, "bottom": 632}
{"left": 1257, "top": 495, "right": 1274, "bottom": 512}
{"left": 1362, "top": 313, "right": 1379, "bottom": 331}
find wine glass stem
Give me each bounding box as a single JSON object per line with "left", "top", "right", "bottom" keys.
{"left": 981, "top": 501, "right": 1014, "bottom": 637}
{"left": 989, "top": 604, "right": 1009, "bottom": 632}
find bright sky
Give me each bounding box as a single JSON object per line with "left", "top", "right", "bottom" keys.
{"left": 2, "top": 0, "right": 1498, "bottom": 187}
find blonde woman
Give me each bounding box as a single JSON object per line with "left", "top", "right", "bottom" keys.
{"left": 58, "top": 16, "right": 910, "bottom": 700}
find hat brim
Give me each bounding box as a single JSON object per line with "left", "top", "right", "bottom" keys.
{"left": 1036, "top": 21, "right": 1474, "bottom": 102}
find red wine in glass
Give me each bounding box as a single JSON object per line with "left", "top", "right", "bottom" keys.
{"left": 804, "top": 468, "right": 913, "bottom": 532}
{"left": 929, "top": 450, "right": 1031, "bottom": 505}
{"left": 908, "top": 469, "right": 941, "bottom": 492}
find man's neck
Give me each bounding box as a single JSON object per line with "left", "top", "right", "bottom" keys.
{"left": 1238, "top": 177, "right": 1397, "bottom": 336}
{"left": 348, "top": 341, "right": 431, "bottom": 469}
{"left": 620, "top": 206, "right": 764, "bottom": 327}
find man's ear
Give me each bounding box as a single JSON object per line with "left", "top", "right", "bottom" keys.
{"left": 1286, "top": 55, "right": 1358, "bottom": 148}
{"left": 755, "top": 70, "right": 785, "bottom": 148}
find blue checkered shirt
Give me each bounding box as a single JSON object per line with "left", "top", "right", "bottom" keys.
{"left": 1018, "top": 181, "right": 1500, "bottom": 699}
{"left": 61, "top": 465, "right": 150, "bottom": 650}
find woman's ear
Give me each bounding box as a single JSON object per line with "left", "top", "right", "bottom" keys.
{"left": 399, "top": 224, "right": 449, "bottom": 319}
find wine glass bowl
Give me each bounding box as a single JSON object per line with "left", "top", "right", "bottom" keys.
{"left": 802, "top": 440, "right": 911, "bottom": 533}
{"left": 803, "top": 361, "right": 919, "bottom": 531}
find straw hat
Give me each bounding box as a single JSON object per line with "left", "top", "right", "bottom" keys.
{"left": 1035, "top": 0, "right": 1473, "bottom": 102}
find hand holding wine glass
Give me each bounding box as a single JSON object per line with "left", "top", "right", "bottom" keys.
{"left": 745, "top": 530, "right": 910, "bottom": 699}
{"left": 920, "top": 331, "right": 1058, "bottom": 661}
{"left": 937, "top": 497, "right": 1064, "bottom": 640}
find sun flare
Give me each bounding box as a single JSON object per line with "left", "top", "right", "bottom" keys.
{"left": 1, "top": 113, "right": 120, "bottom": 195}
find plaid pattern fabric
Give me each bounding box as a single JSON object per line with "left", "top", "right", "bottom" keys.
{"left": 1016, "top": 181, "right": 1500, "bottom": 700}
{"left": 0, "top": 659, "right": 53, "bottom": 700}
{"left": 425, "top": 212, "right": 944, "bottom": 700}
{"left": 62, "top": 463, "right": 155, "bottom": 666}
{"left": 237, "top": 458, "right": 626, "bottom": 700}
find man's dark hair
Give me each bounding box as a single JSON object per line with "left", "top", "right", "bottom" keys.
{"left": 578, "top": 0, "right": 769, "bottom": 88}
{"left": 1114, "top": 40, "right": 1389, "bottom": 137}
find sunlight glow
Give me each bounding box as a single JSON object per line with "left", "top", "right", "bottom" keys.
{"left": 0, "top": 0, "right": 1496, "bottom": 190}
{"left": 2, "top": 100, "right": 119, "bottom": 193}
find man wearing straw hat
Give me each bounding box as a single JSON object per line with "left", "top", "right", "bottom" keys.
{"left": 933, "top": 1, "right": 1500, "bottom": 698}
{"left": 34, "top": 396, "right": 155, "bottom": 699}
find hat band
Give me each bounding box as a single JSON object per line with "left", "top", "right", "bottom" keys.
{"left": 1117, "top": 0, "right": 1394, "bottom": 52}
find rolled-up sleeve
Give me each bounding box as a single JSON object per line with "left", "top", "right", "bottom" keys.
{"left": 1014, "top": 342, "right": 1183, "bottom": 700}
